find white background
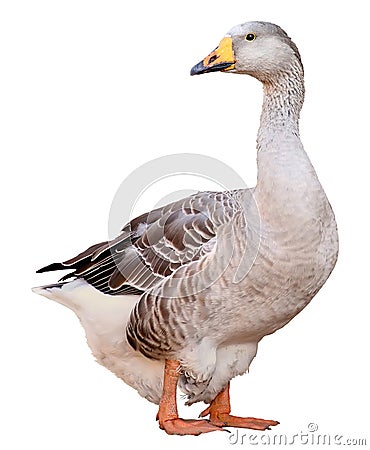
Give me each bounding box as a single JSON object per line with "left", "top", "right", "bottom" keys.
{"left": 1, "top": 0, "right": 369, "bottom": 449}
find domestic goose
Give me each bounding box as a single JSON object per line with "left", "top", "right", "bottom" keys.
{"left": 33, "top": 21, "right": 339, "bottom": 435}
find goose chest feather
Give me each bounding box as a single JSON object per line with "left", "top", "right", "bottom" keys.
{"left": 33, "top": 21, "right": 338, "bottom": 435}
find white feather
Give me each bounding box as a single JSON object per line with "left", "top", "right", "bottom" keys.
{"left": 33, "top": 280, "right": 164, "bottom": 404}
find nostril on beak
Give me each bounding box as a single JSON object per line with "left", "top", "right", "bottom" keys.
{"left": 208, "top": 55, "right": 218, "bottom": 64}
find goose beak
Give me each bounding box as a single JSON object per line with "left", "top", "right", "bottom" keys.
{"left": 190, "top": 36, "right": 236, "bottom": 76}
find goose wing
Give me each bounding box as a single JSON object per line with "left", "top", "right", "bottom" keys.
{"left": 37, "top": 190, "right": 239, "bottom": 296}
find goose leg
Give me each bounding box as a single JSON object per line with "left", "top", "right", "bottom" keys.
{"left": 199, "top": 382, "right": 279, "bottom": 431}
{"left": 157, "top": 359, "right": 223, "bottom": 435}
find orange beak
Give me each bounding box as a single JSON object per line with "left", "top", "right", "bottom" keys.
{"left": 190, "top": 36, "right": 236, "bottom": 75}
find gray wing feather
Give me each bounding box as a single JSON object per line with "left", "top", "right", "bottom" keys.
{"left": 36, "top": 191, "right": 239, "bottom": 296}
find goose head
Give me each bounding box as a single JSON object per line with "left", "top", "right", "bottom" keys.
{"left": 190, "top": 21, "right": 303, "bottom": 83}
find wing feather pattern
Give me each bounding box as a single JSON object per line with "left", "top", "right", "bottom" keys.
{"left": 36, "top": 191, "right": 241, "bottom": 296}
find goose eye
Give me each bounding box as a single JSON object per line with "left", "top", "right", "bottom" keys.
{"left": 245, "top": 33, "right": 256, "bottom": 41}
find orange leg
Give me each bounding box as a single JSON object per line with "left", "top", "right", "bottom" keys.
{"left": 200, "top": 382, "right": 279, "bottom": 431}
{"left": 157, "top": 359, "right": 223, "bottom": 435}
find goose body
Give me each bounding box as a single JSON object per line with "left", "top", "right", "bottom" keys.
{"left": 33, "top": 21, "right": 338, "bottom": 433}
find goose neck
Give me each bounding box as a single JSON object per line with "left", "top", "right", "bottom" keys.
{"left": 253, "top": 70, "right": 322, "bottom": 219}
{"left": 257, "top": 68, "right": 305, "bottom": 151}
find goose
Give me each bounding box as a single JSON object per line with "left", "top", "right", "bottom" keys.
{"left": 33, "top": 21, "right": 339, "bottom": 436}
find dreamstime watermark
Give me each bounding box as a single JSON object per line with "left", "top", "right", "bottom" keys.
{"left": 107, "top": 153, "right": 262, "bottom": 297}
{"left": 228, "top": 423, "right": 367, "bottom": 446}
